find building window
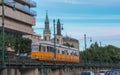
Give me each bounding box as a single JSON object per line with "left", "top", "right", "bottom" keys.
{"left": 44, "top": 36, "right": 47, "bottom": 40}
{"left": 49, "top": 36, "right": 50, "bottom": 40}
{"left": 57, "top": 39, "right": 59, "bottom": 43}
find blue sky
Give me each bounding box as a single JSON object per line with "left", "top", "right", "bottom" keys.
{"left": 33, "top": 0, "right": 120, "bottom": 50}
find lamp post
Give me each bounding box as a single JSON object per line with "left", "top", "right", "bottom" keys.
{"left": 84, "top": 34, "right": 92, "bottom": 64}
{"left": 53, "top": 19, "right": 56, "bottom": 63}
{"left": 1, "top": 0, "right": 6, "bottom": 70}
{"left": 84, "top": 34, "right": 92, "bottom": 50}
{"left": 84, "top": 34, "right": 87, "bottom": 51}
{"left": 1, "top": 1, "right": 16, "bottom": 74}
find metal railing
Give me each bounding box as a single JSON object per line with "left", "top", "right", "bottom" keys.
{"left": 20, "top": 0, "right": 36, "bottom": 7}
{"left": 0, "top": 0, "right": 37, "bottom": 16}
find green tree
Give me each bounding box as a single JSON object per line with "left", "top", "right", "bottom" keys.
{"left": 0, "top": 34, "right": 32, "bottom": 55}
{"left": 80, "top": 42, "right": 120, "bottom": 64}
{"left": 63, "top": 42, "right": 74, "bottom": 48}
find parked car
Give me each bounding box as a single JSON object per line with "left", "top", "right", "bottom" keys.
{"left": 107, "top": 69, "right": 120, "bottom": 75}
{"left": 99, "top": 70, "right": 108, "bottom": 75}
{"left": 105, "top": 71, "right": 112, "bottom": 75}
{"left": 81, "top": 71, "right": 94, "bottom": 75}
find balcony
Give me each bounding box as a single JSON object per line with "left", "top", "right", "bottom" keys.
{"left": 0, "top": 0, "right": 36, "bottom": 16}
{"left": 15, "top": 0, "right": 36, "bottom": 7}
{"left": 13, "top": 2, "right": 37, "bottom": 16}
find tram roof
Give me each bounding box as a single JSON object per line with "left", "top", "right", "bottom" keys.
{"left": 38, "top": 41, "right": 79, "bottom": 51}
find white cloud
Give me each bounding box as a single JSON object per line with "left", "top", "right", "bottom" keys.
{"left": 34, "top": 20, "right": 120, "bottom": 38}
{"left": 33, "top": 20, "right": 120, "bottom": 50}
{"left": 62, "top": 24, "right": 120, "bottom": 37}
{"left": 62, "top": 26, "right": 120, "bottom": 48}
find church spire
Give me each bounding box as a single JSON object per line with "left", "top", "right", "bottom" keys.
{"left": 45, "top": 10, "right": 49, "bottom": 25}
{"left": 43, "top": 10, "right": 51, "bottom": 41}
{"left": 57, "top": 19, "right": 61, "bottom": 35}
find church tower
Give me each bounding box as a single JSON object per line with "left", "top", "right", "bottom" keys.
{"left": 56, "top": 19, "right": 63, "bottom": 44}
{"left": 57, "top": 19, "right": 61, "bottom": 35}
{"left": 43, "top": 11, "right": 51, "bottom": 41}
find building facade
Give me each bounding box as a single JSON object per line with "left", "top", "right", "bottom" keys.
{"left": 63, "top": 36, "right": 79, "bottom": 49}
{"left": 42, "top": 12, "right": 79, "bottom": 49}
{"left": 23, "top": 33, "right": 41, "bottom": 43}
{"left": 56, "top": 19, "right": 63, "bottom": 44}
{"left": 0, "top": 0, "right": 36, "bottom": 37}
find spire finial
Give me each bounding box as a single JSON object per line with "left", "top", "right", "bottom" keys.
{"left": 46, "top": 10, "right": 48, "bottom": 15}
{"left": 45, "top": 10, "right": 49, "bottom": 23}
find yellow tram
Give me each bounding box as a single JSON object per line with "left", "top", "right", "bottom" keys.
{"left": 31, "top": 41, "right": 80, "bottom": 63}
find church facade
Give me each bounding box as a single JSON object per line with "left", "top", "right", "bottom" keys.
{"left": 43, "top": 12, "right": 79, "bottom": 49}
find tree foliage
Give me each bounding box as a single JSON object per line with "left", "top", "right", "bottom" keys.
{"left": 80, "top": 42, "right": 120, "bottom": 64}
{"left": 0, "top": 34, "right": 32, "bottom": 54}
{"left": 63, "top": 42, "right": 74, "bottom": 48}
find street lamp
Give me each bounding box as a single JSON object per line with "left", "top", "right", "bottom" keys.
{"left": 1, "top": 0, "right": 6, "bottom": 69}
{"left": 84, "top": 34, "right": 87, "bottom": 51}
{"left": 84, "top": 34, "right": 92, "bottom": 64}
{"left": 53, "top": 19, "right": 56, "bottom": 63}
{"left": 1, "top": 0, "right": 16, "bottom": 71}
{"left": 84, "top": 34, "right": 92, "bottom": 50}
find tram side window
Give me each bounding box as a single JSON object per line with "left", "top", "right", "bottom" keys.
{"left": 58, "top": 50, "right": 60, "bottom": 54}
{"left": 32, "top": 45, "right": 39, "bottom": 51}
{"left": 71, "top": 52, "right": 74, "bottom": 55}
{"left": 39, "top": 45, "right": 41, "bottom": 51}
{"left": 65, "top": 50, "right": 68, "bottom": 55}
{"left": 74, "top": 52, "right": 78, "bottom": 56}
{"left": 68, "top": 51, "right": 70, "bottom": 55}
{"left": 75, "top": 52, "right": 79, "bottom": 56}
{"left": 74, "top": 52, "right": 77, "bottom": 56}
{"left": 76, "top": 51, "right": 79, "bottom": 56}
{"left": 47, "top": 46, "right": 49, "bottom": 52}
{"left": 47, "top": 46, "right": 50, "bottom": 52}
{"left": 56, "top": 49, "right": 59, "bottom": 54}
{"left": 56, "top": 49, "right": 57, "bottom": 53}
{"left": 73, "top": 52, "right": 75, "bottom": 56}
{"left": 50, "top": 47, "right": 52, "bottom": 52}
{"left": 67, "top": 52, "right": 69, "bottom": 55}
{"left": 42, "top": 46, "right": 46, "bottom": 52}
{"left": 76, "top": 52, "right": 79, "bottom": 56}
{"left": 62, "top": 51, "right": 65, "bottom": 54}
{"left": 50, "top": 47, "right": 54, "bottom": 53}
{"left": 52, "top": 47, "right": 54, "bottom": 52}
{"left": 64, "top": 50, "right": 66, "bottom": 55}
